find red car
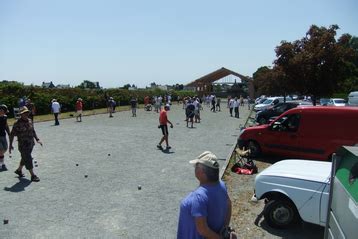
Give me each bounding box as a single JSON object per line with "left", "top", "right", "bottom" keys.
{"left": 238, "top": 107, "right": 358, "bottom": 160}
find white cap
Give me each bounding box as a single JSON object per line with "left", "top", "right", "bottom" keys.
{"left": 189, "top": 151, "right": 219, "bottom": 169}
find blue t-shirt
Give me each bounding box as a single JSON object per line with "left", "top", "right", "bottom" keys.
{"left": 177, "top": 180, "right": 229, "bottom": 239}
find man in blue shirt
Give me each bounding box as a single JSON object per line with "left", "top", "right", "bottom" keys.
{"left": 177, "top": 151, "right": 232, "bottom": 239}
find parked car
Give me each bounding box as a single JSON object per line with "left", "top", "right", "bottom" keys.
{"left": 319, "top": 98, "right": 330, "bottom": 106}
{"left": 255, "top": 102, "right": 300, "bottom": 125}
{"left": 252, "top": 159, "right": 331, "bottom": 228}
{"left": 254, "top": 97, "right": 284, "bottom": 112}
{"left": 255, "top": 97, "right": 268, "bottom": 105}
{"left": 238, "top": 107, "right": 358, "bottom": 160}
{"left": 327, "top": 98, "right": 346, "bottom": 106}
{"left": 348, "top": 91, "right": 358, "bottom": 106}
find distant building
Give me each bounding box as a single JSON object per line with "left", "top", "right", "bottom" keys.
{"left": 56, "top": 84, "right": 71, "bottom": 89}
{"left": 81, "top": 80, "right": 100, "bottom": 89}
{"left": 42, "top": 81, "right": 56, "bottom": 88}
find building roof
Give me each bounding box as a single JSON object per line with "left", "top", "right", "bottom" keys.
{"left": 186, "top": 67, "right": 251, "bottom": 87}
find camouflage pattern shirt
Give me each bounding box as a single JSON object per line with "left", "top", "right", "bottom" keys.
{"left": 10, "top": 118, "right": 38, "bottom": 149}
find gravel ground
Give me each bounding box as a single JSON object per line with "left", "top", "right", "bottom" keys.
{"left": 0, "top": 102, "right": 249, "bottom": 238}
{"left": 224, "top": 117, "right": 325, "bottom": 239}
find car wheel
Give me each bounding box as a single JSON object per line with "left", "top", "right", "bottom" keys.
{"left": 258, "top": 117, "right": 267, "bottom": 125}
{"left": 263, "top": 199, "right": 298, "bottom": 229}
{"left": 248, "top": 140, "right": 261, "bottom": 157}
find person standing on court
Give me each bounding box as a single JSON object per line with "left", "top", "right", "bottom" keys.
{"left": 229, "top": 97, "right": 234, "bottom": 117}
{"left": 233, "top": 97, "right": 239, "bottom": 118}
{"left": 0, "top": 105, "right": 10, "bottom": 171}
{"left": 51, "top": 99, "right": 61, "bottom": 125}
{"left": 130, "top": 97, "right": 137, "bottom": 117}
{"left": 9, "top": 107, "right": 43, "bottom": 182}
{"left": 75, "top": 98, "right": 83, "bottom": 122}
{"left": 216, "top": 98, "right": 221, "bottom": 112}
{"left": 157, "top": 105, "right": 173, "bottom": 150}
{"left": 108, "top": 97, "right": 116, "bottom": 118}
{"left": 177, "top": 151, "right": 232, "bottom": 238}
{"left": 210, "top": 95, "right": 216, "bottom": 112}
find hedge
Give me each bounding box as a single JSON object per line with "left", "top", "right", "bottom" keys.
{"left": 0, "top": 83, "right": 195, "bottom": 118}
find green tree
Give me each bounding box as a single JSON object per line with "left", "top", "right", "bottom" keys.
{"left": 274, "top": 25, "right": 356, "bottom": 104}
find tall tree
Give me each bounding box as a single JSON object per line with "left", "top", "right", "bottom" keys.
{"left": 274, "top": 25, "right": 356, "bottom": 104}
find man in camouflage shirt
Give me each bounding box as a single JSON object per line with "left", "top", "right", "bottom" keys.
{"left": 9, "top": 106, "right": 42, "bottom": 182}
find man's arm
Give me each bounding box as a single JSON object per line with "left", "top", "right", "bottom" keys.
{"left": 195, "top": 217, "right": 221, "bottom": 239}
{"left": 167, "top": 119, "right": 173, "bottom": 127}
{"left": 33, "top": 129, "right": 43, "bottom": 146}
{"left": 5, "top": 121, "right": 10, "bottom": 137}
{"left": 225, "top": 197, "right": 232, "bottom": 226}
{"left": 9, "top": 127, "right": 15, "bottom": 154}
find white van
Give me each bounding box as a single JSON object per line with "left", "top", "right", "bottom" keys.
{"left": 348, "top": 91, "right": 358, "bottom": 106}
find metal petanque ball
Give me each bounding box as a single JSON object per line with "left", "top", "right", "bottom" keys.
{"left": 108, "top": 154, "right": 111, "bottom": 156}
{"left": 76, "top": 164, "right": 79, "bottom": 166}
{"left": 84, "top": 175, "right": 88, "bottom": 178}
{"left": 138, "top": 185, "right": 142, "bottom": 190}
{"left": 4, "top": 219, "right": 9, "bottom": 224}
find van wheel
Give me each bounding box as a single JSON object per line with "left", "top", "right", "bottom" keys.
{"left": 263, "top": 199, "right": 298, "bottom": 229}
{"left": 258, "top": 117, "right": 267, "bottom": 125}
{"left": 248, "top": 141, "right": 261, "bottom": 157}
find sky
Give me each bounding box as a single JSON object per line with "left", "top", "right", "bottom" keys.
{"left": 0, "top": 0, "right": 357, "bottom": 88}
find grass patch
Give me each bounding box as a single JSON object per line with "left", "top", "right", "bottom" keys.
{"left": 7, "top": 104, "right": 145, "bottom": 126}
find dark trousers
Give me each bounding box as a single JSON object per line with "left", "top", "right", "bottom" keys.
{"left": 54, "top": 113, "right": 59, "bottom": 125}
{"left": 19, "top": 145, "right": 34, "bottom": 170}
{"left": 234, "top": 107, "right": 239, "bottom": 118}
{"left": 229, "top": 108, "right": 233, "bottom": 116}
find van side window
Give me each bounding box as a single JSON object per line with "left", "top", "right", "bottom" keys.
{"left": 282, "top": 114, "right": 301, "bottom": 132}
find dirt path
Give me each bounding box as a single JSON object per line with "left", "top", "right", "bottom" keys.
{"left": 224, "top": 117, "right": 325, "bottom": 239}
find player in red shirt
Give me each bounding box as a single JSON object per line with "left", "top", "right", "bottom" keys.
{"left": 157, "top": 105, "right": 174, "bottom": 150}
{"left": 75, "top": 98, "right": 83, "bottom": 122}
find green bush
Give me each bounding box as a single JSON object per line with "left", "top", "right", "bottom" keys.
{"left": 0, "top": 83, "right": 195, "bottom": 117}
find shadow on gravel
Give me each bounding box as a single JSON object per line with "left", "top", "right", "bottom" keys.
{"left": 4, "top": 178, "right": 32, "bottom": 192}
{"left": 161, "top": 149, "right": 175, "bottom": 154}
{"left": 257, "top": 219, "right": 324, "bottom": 239}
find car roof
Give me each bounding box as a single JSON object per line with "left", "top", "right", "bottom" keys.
{"left": 259, "top": 159, "right": 331, "bottom": 183}
{"left": 284, "top": 106, "right": 358, "bottom": 114}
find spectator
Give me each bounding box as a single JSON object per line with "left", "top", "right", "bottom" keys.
{"left": 177, "top": 151, "right": 232, "bottom": 238}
